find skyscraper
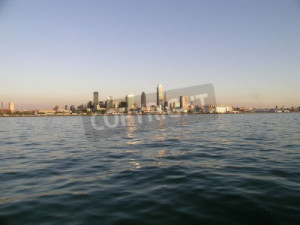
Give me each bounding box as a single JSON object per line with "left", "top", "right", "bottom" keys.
{"left": 8, "top": 102, "right": 14, "bottom": 112}
{"left": 106, "top": 96, "right": 113, "bottom": 109}
{"left": 164, "top": 92, "right": 168, "bottom": 109}
{"left": 157, "top": 84, "right": 163, "bottom": 107}
{"left": 93, "top": 91, "right": 99, "bottom": 107}
{"left": 141, "top": 92, "right": 146, "bottom": 107}
{"left": 126, "top": 95, "right": 135, "bottom": 110}
{"left": 180, "top": 96, "right": 188, "bottom": 109}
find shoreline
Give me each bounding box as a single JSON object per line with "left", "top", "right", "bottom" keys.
{"left": 0, "top": 112, "right": 299, "bottom": 118}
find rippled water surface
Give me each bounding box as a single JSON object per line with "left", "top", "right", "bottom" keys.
{"left": 0, "top": 114, "right": 300, "bottom": 225}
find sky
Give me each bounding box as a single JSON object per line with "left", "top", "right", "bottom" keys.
{"left": 0, "top": 0, "right": 299, "bottom": 109}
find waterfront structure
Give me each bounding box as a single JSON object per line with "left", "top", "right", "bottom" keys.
{"left": 57, "top": 108, "right": 71, "bottom": 114}
{"left": 202, "top": 105, "right": 216, "bottom": 113}
{"left": 8, "top": 102, "right": 15, "bottom": 112}
{"left": 141, "top": 92, "right": 146, "bottom": 107}
{"left": 37, "top": 109, "right": 56, "bottom": 115}
{"left": 93, "top": 91, "right": 99, "bottom": 107}
{"left": 157, "top": 84, "right": 163, "bottom": 108}
{"left": 180, "top": 96, "right": 188, "bottom": 109}
{"left": 126, "top": 95, "right": 135, "bottom": 110}
{"left": 215, "top": 105, "right": 233, "bottom": 113}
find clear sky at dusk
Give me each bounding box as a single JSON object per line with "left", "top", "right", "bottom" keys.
{"left": 0, "top": 0, "right": 299, "bottom": 109}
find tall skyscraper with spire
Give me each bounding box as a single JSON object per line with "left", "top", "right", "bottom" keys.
{"left": 157, "top": 84, "right": 163, "bottom": 108}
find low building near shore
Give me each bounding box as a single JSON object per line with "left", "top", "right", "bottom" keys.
{"left": 37, "top": 109, "right": 56, "bottom": 115}
{"left": 57, "top": 109, "right": 71, "bottom": 114}
{"left": 215, "top": 105, "right": 233, "bottom": 113}
{"left": 202, "top": 105, "right": 216, "bottom": 113}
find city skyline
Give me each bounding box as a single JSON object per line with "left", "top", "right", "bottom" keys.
{"left": 1, "top": 81, "right": 300, "bottom": 111}
{"left": 2, "top": 83, "right": 299, "bottom": 116}
{"left": 1, "top": 0, "right": 300, "bottom": 109}
{"left": 74, "top": 83, "right": 299, "bottom": 113}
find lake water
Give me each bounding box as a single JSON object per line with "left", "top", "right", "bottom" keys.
{"left": 0, "top": 114, "right": 299, "bottom": 225}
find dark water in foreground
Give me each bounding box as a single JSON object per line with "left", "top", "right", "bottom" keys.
{"left": 0, "top": 114, "right": 299, "bottom": 225}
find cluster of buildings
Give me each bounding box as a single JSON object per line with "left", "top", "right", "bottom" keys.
{"left": 81, "top": 84, "right": 235, "bottom": 115}
{"left": 37, "top": 105, "right": 75, "bottom": 115}
{"left": 30, "top": 102, "right": 300, "bottom": 116}
{"left": 79, "top": 85, "right": 299, "bottom": 115}
{"left": 0, "top": 102, "right": 15, "bottom": 113}
{"left": 84, "top": 85, "right": 186, "bottom": 114}
{"left": 2, "top": 85, "right": 299, "bottom": 116}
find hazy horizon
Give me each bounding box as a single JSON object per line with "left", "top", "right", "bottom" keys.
{"left": 1, "top": 0, "right": 299, "bottom": 110}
